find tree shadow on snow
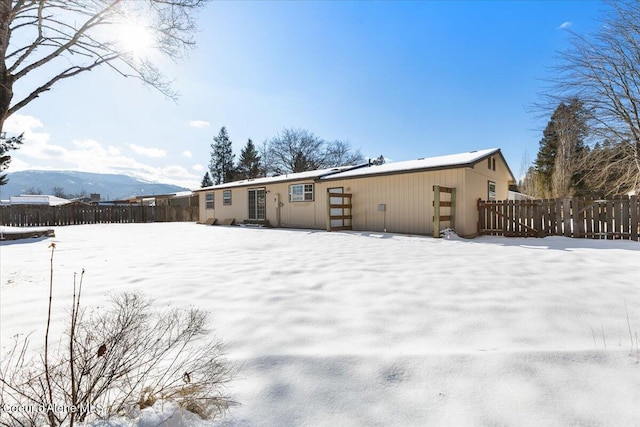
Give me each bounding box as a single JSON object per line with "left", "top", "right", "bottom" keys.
{"left": 474, "top": 235, "right": 640, "bottom": 252}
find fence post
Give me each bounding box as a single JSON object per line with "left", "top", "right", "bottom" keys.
{"left": 450, "top": 188, "right": 456, "bottom": 230}
{"left": 433, "top": 185, "right": 440, "bottom": 238}
{"left": 631, "top": 195, "right": 638, "bottom": 241}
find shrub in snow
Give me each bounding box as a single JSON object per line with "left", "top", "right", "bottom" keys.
{"left": 0, "top": 245, "right": 235, "bottom": 427}
{"left": 439, "top": 228, "right": 458, "bottom": 239}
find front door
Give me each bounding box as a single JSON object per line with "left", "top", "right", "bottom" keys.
{"left": 248, "top": 188, "right": 266, "bottom": 221}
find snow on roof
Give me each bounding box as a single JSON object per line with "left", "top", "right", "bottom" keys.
{"left": 195, "top": 149, "right": 511, "bottom": 191}
{"left": 196, "top": 166, "right": 353, "bottom": 191}
{"left": 322, "top": 148, "right": 502, "bottom": 180}
{"left": 9, "top": 195, "right": 71, "bottom": 206}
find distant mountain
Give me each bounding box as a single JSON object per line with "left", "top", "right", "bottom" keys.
{"left": 0, "top": 170, "right": 190, "bottom": 201}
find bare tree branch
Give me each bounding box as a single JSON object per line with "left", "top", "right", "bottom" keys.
{"left": 543, "top": 0, "right": 640, "bottom": 195}
{"left": 0, "top": 0, "right": 208, "bottom": 135}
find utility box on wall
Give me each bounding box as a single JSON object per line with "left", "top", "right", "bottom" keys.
{"left": 378, "top": 204, "right": 386, "bottom": 212}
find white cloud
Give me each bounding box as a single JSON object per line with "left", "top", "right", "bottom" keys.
{"left": 4, "top": 114, "right": 44, "bottom": 134}
{"left": 558, "top": 21, "right": 572, "bottom": 30}
{"left": 4, "top": 113, "right": 201, "bottom": 189}
{"left": 182, "top": 150, "right": 193, "bottom": 158}
{"left": 189, "top": 120, "right": 210, "bottom": 129}
{"left": 129, "top": 144, "right": 167, "bottom": 158}
{"left": 192, "top": 164, "right": 205, "bottom": 172}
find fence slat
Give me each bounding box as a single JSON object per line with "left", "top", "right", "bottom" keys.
{"left": 0, "top": 205, "right": 199, "bottom": 228}
{"left": 477, "top": 196, "right": 639, "bottom": 241}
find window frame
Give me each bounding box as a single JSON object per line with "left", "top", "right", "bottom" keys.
{"left": 205, "top": 192, "right": 214, "bottom": 210}
{"left": 223, "top": 189, "right": 232, "bottom": 206}
{"left": 289, "top": 183, "right": 314, "bottom": 202}
{"left": 488, "top": 181, "right": 497, "bottom": 201}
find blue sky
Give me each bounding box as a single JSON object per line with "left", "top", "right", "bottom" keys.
{"left": 5, "top": 1, "right": 605, "bottom": 189}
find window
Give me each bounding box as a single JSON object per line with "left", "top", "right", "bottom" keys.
{"left": 289, "top": 184, "right": 314, "bottom": 202}
{"left": 492, "top": 158, "right": 496, "bottom": 171}
{"left": 488, "top": 181, "right": 496, "bottom": 201}
{"left": 488, "top": 157, "right": 492, "bottom": 169}
{"left": 223, "top": 190, "right": 232, "bottom": 206}
{"left": 205, "top": 193, "right": 214, "bottom": 209}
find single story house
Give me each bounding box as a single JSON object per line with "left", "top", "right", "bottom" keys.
{"left": 194, "top": 148, "right": 516, "bottom": 237}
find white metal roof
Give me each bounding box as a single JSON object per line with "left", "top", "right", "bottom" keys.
{"left": 196, "top": 166, "right": 353, "bottom": 191}
{"left": 322, "top": 148, "right": 503, "bottom": 180}
{"left": 9, "top": 195, "right": 71, "bottom": 206}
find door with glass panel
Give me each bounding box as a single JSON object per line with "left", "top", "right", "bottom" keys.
{"left": 248, "top": 188, "right": 266, "bottom": 221}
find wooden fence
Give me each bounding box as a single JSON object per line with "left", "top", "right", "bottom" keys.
{"left": 0, "top": 204, "right": 199, "bottom": 227}
{"left": 478, "top": 196, "right": 640, "bottom": 240}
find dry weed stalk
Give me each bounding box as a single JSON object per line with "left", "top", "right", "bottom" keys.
{"left": 0, "top": 244, "right": 235, "bottom": 427}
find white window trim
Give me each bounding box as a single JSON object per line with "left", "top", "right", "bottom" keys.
{"left": 223, "top": 190, "right": 232, "bottom": 206}
{"left": 488, "top": 181, "right": 497, "bottom": 201}
{"left": 289, "top": 183, "right": 314, "bottom": 202}
{"left": 205, "top": 193, "right": 214, "bottom": 209}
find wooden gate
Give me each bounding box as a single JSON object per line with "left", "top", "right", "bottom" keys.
{"left": 326, "top": 188, "right": 353, "bottom": 231}
{"left": 477, "top": 199, "right": 541, "bottom": 237}
{"left": 433, "top": 185, "right": 456, "bottom": 238}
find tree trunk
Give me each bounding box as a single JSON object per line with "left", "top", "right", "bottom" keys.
{"left": 0, "top": 0, "right": 14, "bottom": 135}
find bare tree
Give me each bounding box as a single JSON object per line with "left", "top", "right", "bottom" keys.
{"left": 257, "top": 139, "right": 272, "bottom": 177}
{"left": 0, "top": 0, "right": 208, "bottom": 136}
{"left": 51, "top": 186, "right": 65, "bottom": 198}
{"left": 325, "top": 140, "right": 364, "bottom": 168}
{"left": 266, "top": 128, "right": 364, "bottom": 174}
{"left": 550, "top": 0, "right": 640, "bottom": 195}
{"left": 267, "top": 128, "right": 327, "bottom": 174}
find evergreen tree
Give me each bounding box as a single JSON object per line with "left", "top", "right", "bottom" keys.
{"left": 534, "top": 99, "right": 588, "bottom": 198}
{"left": 209, "top": 127, "right": 236, "bottom": 185}
{"left": 201, "top": 172, "right": 213, "bottom": 188}
{"left": 235, "top": 139, "right": 262, "bottom": 180}
{"left": 371, "top": 155, "right": 386, "bottom": 165}
{"left": 0, "top": 134, "right": 23, "bottom": 186}
{"left": 534, "top": 118, "right": 557, "bottom": 197}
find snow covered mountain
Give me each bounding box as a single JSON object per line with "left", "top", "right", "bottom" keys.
{"left": 0, "top": 170, "right": 189, "bottom": 201}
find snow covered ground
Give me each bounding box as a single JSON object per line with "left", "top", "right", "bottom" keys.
{"left": 1, "top": 223, "right": 639, "bottom": 426}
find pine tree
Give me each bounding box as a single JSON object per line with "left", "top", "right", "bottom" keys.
{"left": 534, "top": 99, "right": 588, "bottom": 198}
{"left": 209, "top": 127, "right": 236, "bottom": 185}
{"left": 371, "top": 155, "right": 386, "bottom": 165}
{"left": 235, "top": 139, "right": 262, "bottom": 180}
{"left": 0, "top": 134, "right": 23, "bottom": 186}
{"left": 534, "top": 119, "right": 558, "bottom": 197}
{"left": 200, "top": 172, "right": 213, "bottom": 188}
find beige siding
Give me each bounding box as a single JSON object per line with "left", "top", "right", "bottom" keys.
{"left": 319, "top": 168, "right": 467, "bottom": 235}
{"left": 461, "top": 154, "right": 514, "bottom": 236}
{"left": 198, "top": 183, "right": 322, "bottom": 228}
{"left": 197, "top": 155, "right": 513, "bottom": 236}
{"left": 199, "top": 190, "right": 215, "bottom": 223}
